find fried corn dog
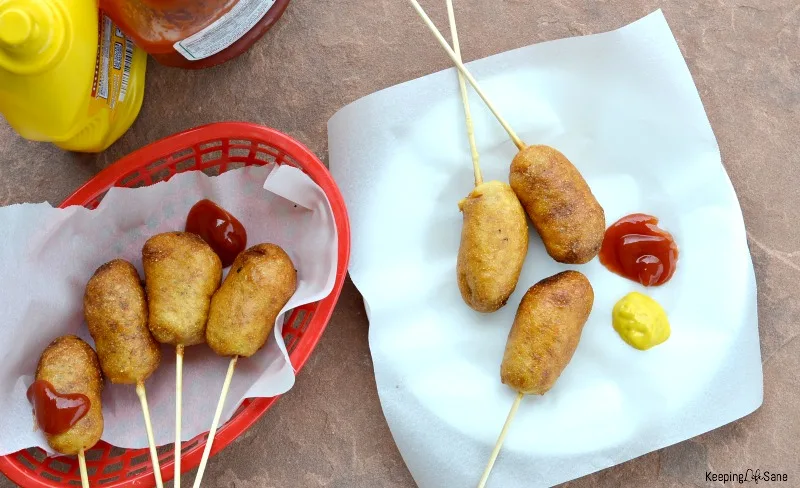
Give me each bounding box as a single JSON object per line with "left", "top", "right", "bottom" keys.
{"left": 84, "top": 259, "right": 160, "bottom": 384}
{"left": 143, "top": 231, "right": 221, "bottom": 488}
{"left": 33, "top": 336, "right": 103, "bottom": 455}
{"left": 501, "top": 270, "right": 594, "bottom": 394}
{"left": 509, "top": 145, "right": 605, "bottom": 264}
{"left": 457, "top": 181, "right": 528, "bottom": 312}
{"left": 206, "top": 243, "right": 297, "bottom": 357}
{"left": 194, "top": 244, "right": 297, "bottom": 488}
{"left": 84, "top": 258, "right": 165, "bottom": 487}
{"left": 142, "top": 232, "right": 222, "bottom": 346}
{"left": 478, "top": 271, "right": 594, "bottom": 487}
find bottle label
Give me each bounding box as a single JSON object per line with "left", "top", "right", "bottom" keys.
{"left": 90, "top": 14, "right": 136, "bottom": 115}
{"left": 173, "top": 0, "right": 278, "bottom": 61}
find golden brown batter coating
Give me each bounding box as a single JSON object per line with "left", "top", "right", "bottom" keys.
{"left": 509, "top": 145, "right": 605, "bottom": 264}
{"left": 142, "top": 232, "right": 222, "bottom": 346}
{"left": 501, "top": 270, "right": 594, "bottom": 395}
{"left": 84, "top": 259, "right": 161, "bottom": 384}
{"left": 206, "top": 244, "right": 297, "bottom": 358}
{"left": 457, "top": 181, "right": 529, "bottom": 312}
{"left": 35, "top": 335, "right": 104, "bottom": 455}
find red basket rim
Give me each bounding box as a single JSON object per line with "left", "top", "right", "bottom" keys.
{"left": 0, "top": 122, "right": 351, "bottom": 487}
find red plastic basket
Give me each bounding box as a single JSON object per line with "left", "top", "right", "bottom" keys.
{"left": 0, "top": 122, "right": 351, "bottom": 487}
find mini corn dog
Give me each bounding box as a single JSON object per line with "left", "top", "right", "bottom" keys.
{"left": 457, "top": 181, "right": 528, "bottom": 312}
{"left": 501, "top": 270, "right": 594, "bottom": 394}
{"left": 84, "top": 259, "right": 164, "bottom": 487}
{"left": 29, "top": 335, "right": 103, "bottom": 487}
{"left": 142, "top": 231, "right": 222, "bottom": 488}
{"left": 509, "top": 146, "right": 605, "bottom": 264}
{"left": 194, "top": 243, "right": 297, "bottom": 488}
{"left": 142, "top": 232, "right": 222, "bottom": 346}
{"left": 84, "top": 259, "right": 160, "bottom": 384}
{"left": 206, "top": 244, "right": 297, "bottom": 357}
{"left": 32, "top": 336, "right": 104, "bottom": 455}
{"left": 479, "top": 271, "right": 594, "bottom": 488}
{"left": 447, "top": 3, "right": 528, "bottom": 314}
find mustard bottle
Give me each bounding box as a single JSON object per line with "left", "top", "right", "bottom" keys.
{"left": 0, "top": 1, "right": 146, "bottom": 152}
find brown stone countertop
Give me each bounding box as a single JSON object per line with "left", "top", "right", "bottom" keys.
{"left": 1, "top": 0, "right": 798, "bottom": 487}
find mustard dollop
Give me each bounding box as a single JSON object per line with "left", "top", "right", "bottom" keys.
{"left": 612, "top": 292, "right": 670, "bottom": 350}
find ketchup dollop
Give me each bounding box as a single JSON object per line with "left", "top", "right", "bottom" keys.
{"left": 26, "top": 380, "right": 90, "bottom": 435}
{"left": 185, "top": 199, "right": 247, "bottom": 268}
{"left": 599, "top": 213, "right": 678, "bottom": 286}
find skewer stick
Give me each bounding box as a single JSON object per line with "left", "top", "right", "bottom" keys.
{"left": 408, "top": 0, "right": 526, "bottom": 151}
{"left": 446, "top": 0, "right": 482, "bottom": 187}
{"left": 77, "top": 449, "right": 89, "bottom": 488}
{"left": 175, "top": 344, "right": 184, "bottom": 488}
{"left": 192, "top": 356, "right": 238, "bottom": 488}
{"left": 477, "top": 392, "right": 524, "bottom": 488}
{"left": 136, "top": 382, "right": 164, "bottom": 488}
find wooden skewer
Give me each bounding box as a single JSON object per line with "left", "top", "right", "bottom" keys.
{"left": 408, "top": 0, "right": 526, "bottom": 151}
{"left": 192, "top": 356, "right": 238, "bottom": 488}
{"left": 477, "top": 392, "right": 524, "bottom": 488}
{"left": 446, "top": 0, "right": 482, "bottom": 187}
{"left": 174, "top": 344, "right": 184, "bottom": 488}
{"left": 443, "top": 6, "right": 523, "bottom": 481}
{"left": 136, "top": 382, "right": 164, "bottom": 488}
{"left": 77, "top": 449, "right": 89, "bottom": 488}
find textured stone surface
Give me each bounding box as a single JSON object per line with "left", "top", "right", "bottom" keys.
{"left": 1, "top": 0, "right": 798, "bottom": 486}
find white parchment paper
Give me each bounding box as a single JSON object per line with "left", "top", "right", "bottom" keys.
{"left": 0, "top": 163, "right": 338, "bottom": 454}
{"left": 328, "top": 10, "right": 762, "bottom": 488}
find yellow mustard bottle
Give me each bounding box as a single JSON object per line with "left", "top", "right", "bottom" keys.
{"left": 0, "top": 1, "right": 146, "bottom": 152}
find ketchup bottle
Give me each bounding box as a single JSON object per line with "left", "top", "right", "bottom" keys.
{"left": 100, "top": 0, "right": 292, "bottom": 69}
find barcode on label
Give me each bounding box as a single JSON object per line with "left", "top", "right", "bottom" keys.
{"left": 119, "top": 38, "right": 134, "bottom": 102}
